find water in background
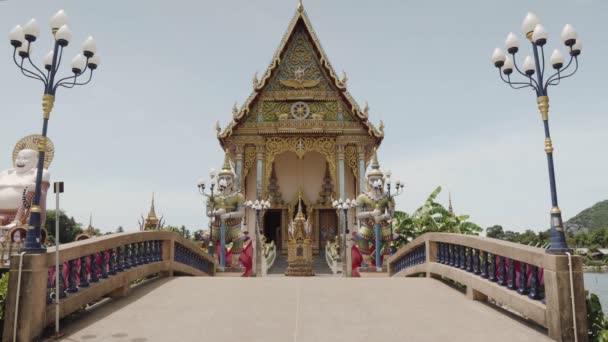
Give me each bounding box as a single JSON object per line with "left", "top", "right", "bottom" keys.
{"left": 584, "top": 272, "right": 608, "bottom": 311}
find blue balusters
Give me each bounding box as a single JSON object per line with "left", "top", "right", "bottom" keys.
{"left": 125, "top": 244, "right": 133, "bottom": 269}
{"left": 79, "top": 255, "right": 89, "bottom": 288}
{"left": 528, "top": 265, "right": 541, "bottom": 300}
{"left": 108, "top": 249, "right": 116, "bottom": 275}
{"left": 480, "top": 251, "right": 488, "bottom": 278}
{"left": 497, "top": 256, "right": 506, "bottom": 286}
{"left": 100, "top": 251, "right": 109, "bottom": 279}
{"left": 507, "top": 258, "right": 516, "bottom": 290}
{"left": 90, "top": 253, "right": 99, "bottom": 283}
{"left": 518, "top": 262, "right": 528, "bottom": 295}
{"left": 66, "top": 259, "right": 78, "bottom": 293}
{"left": 488, "top": 254, "right": 497, "bottom": 282}
{"left": 473, "top": 249, "right": 480, "bottom": 274}
{"left": 466, "top": 247, "right": 473, "bottom": 272}
{"left": 115, "top": 247, "right": 123, "bottom": 272}
{"left": 57, "top": 263, "right": 67, "bottom": 298}
{"left": 459, "top": 245, "right": 466, "bottom": 270}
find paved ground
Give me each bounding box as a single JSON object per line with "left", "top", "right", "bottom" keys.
{"left": 55, "top": 277, "right": 551, "bottom": 342}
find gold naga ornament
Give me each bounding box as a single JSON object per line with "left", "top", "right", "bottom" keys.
{"left": 279, "top": 66, "right": 321, "bottom": 89}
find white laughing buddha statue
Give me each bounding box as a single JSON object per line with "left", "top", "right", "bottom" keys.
{"left": 0, "top": 138, "right": 51, "bottom": 231}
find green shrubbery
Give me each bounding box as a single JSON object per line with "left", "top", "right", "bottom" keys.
{"left": 0, "top": 272, "right": 9, "bottom": 320}
{"left": 587, "top": 292, "right": 608, "bottom": 342}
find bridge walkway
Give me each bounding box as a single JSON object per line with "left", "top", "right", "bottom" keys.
{"left": 54, "top": 277, "right": 550, "bottom": 342}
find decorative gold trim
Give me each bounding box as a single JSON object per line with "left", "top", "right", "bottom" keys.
{"left": 264, "top": 137, "right": 337, "bottom": 191}
{"left": 544, "top": 137, "right": 554, "bottom": 153}
{"left": 345, "top": 145, "right": 358, "bottom": 179}
{"left": 537, "top": 96, "right": 549, "bottom": 121}
{"left": 30, "top": 205, "right": 41, "bottom": 213}
{"left": 551, "top": 207, "right": 561, "bottom": 214}
{"left": 42, "top": 94, "right": 55, "bottom": 119}
{"left": 526, "top": 31, "right": 533, "bottom": 41}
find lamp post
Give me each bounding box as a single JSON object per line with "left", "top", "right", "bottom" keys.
{"left": 383, "top": 170, "right": 404, "bottom": 255}
{"left": 491, "top": 12, "right": 581, "bottom": 254}
{"left": 332, "top": 198, "right": 356, "bottom": 275}
{"left": 197, "top": 168, "right": 217, "bottom": 255}
{"left": 8, "top": 10, "right": 100, "bottom": 253}
{"left": 245, "top": 199, "right": 271, "bottom": 276}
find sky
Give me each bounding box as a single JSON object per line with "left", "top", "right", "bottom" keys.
{"left": 0, "top": 0, "right": 606, "bottom": 234}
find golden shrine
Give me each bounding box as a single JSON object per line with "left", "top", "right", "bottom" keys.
{"left": 285, "top": 194, "right": 314, "bottom": 276}
{"left": 215, "top": 1, "right": 384, "bottom": 258}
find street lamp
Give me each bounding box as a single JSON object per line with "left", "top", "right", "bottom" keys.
{"left": 245, "top": 198, "right": 271, "bottom": 276}
{"left": 383, "top": 170, "right": 405, "bottom": 254}
{"left": 197, "top": 168, "right": 217, "bottom": 255}
{"left": 491, "top": 12, "right": 581, "bottom": 254}
{"left": 332, "top": 197, "right": 356, "bottom": 275}
{"left": 8, "top": 9, "right": 100, "bottom": 253}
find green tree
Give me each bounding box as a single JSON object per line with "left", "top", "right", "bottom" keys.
{"left": 502, "top": 230, "right": 521, "bottom": 243}
{"left": 44, "top": 210, "right": 83, "bottom": 244}
{"left": 116, "top": 226, "right": 124, "bottom": 233}
{"left": 486, "top": 225, "right": 505, "bottom": 239}
{"left": 394, "top": 186, "right": 481, "bottom": 247}
{"left": 163, "top": 225, "right": 192, "bottom": 239}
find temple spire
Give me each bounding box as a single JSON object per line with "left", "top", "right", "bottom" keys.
{"left": 371, "top": 148, "right": 380, "bottom": 170}
{"left": 448, "top": 192, "right": 455, "bottom": 217}
{"left": 87, "top": 212, "right": 94, "bottom": 232}
{"left": 148, "top": 192, "right": 158, "bottom": 220}
{"left": 297, "top": 0, "right": 303, "bottom": 12}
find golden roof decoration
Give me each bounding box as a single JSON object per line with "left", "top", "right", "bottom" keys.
{"left": 218, "top": 150, "right": 234, "bottom": 177}
{"left": 368, "top": 147, "right": 383, "bottom": 178}
{"left": 217, "top": 3, "right": 384, "bottom": 144}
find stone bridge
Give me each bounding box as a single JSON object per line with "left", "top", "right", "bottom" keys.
{"left": 3, "top": 232, "right": 588, "bottom": 342}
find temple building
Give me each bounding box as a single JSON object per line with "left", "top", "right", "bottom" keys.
{"left": 216, "top": 1, "right": 384, "bottom": 256}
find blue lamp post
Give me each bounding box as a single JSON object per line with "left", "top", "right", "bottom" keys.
{"left": 8, "top": 9, "right": 100, "bottom": 253}
{"left": 491, "top": 13, "right": 581, "bottom": 254}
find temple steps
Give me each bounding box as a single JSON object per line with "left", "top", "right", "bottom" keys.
{"left": 267, "top": 250, "right": 334, "bottom": 276}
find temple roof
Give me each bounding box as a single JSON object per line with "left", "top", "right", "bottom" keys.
{"left": 217, "top": 3, "right": 384, "bottom": 145}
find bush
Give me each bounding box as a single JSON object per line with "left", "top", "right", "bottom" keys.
{"left": 0, "top": 272, "right": 9, "bottom": 320}
{"left": 587, "top": 292, "right": 608, "bottom": 341}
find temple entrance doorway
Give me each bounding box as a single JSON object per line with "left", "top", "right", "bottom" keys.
{"left": 318, "top": 209, "right": 338, "bottom": 250}
{"left": 264, "top": 210, "right": 282, "bottom": 251}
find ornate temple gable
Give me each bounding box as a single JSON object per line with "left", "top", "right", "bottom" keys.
{"left": 217, "top": 5, "right": 383, "bottom": 146}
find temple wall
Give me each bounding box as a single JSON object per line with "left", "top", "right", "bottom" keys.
{"left": 274, "top": 151, "right": 325, "bottom": 204}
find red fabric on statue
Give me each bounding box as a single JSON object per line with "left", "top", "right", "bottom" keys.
{"left": 215, "top": 244, "right": 233, "bottom": 266}
{"left": 240, "top": 240, "right": 253, "bottom": 277}
{"left": 351, "top": 245, "right": 362, "bottom": 277}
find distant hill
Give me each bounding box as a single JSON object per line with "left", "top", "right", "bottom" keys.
{"left": 566, "top": 200, "right": 608, "bottom": 232}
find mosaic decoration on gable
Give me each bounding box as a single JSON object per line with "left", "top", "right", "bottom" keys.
{"left": 245, "top": 101, "right": 353, "bottom": 123}
{"left": 265, "top": 26, "right": 333, "bottom": 93}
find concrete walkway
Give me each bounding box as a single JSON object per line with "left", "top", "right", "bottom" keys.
{"left": 55, "top": 277, "right": 551, "bottom": 342}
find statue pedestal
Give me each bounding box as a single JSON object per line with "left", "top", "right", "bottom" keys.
{"left": 216, "top": 267, "right": 246, "bottom": 277}
{"left": 285, "top": 239, "right": 314, "bottom": 276}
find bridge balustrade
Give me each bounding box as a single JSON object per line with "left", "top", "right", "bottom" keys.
{"left": 2, "top": 231, "right": 215, "bottom": 342}
{"left": 388, "top": 233, "right": 588, "bottom": 342}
